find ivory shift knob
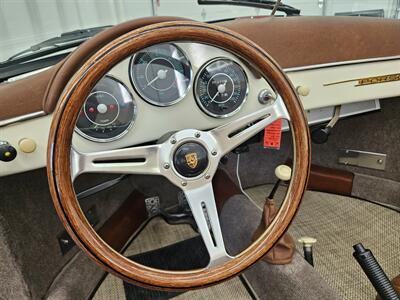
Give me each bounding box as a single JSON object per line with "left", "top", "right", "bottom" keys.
{"left": 275, "top": 165, "right": 292, "bottom": 181}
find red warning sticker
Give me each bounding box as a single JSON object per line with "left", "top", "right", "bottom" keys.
{"left": 264, "top": 119, "right": 282, "bottom": 150}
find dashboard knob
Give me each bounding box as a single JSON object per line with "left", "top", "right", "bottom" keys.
{"left": 19, "top": 138, "right": 36, "bottom": 153}
{"left": 0, "top": 141, "right": 17, "bottom": 162}
{"left": 296, "top": 85, "right": 310, "bottom": 97}
{"left": 311, "top": 125, "right": 331, "bottom": 144}
{"left": 258, "top": 89, "right": 276, "bottom": 105}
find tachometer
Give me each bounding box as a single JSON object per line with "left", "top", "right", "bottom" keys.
{"left": 129, "top": 43, "right": 192, "bottom": 106}
{"left": 195, "top": 58, "right": 248, "bottom": 118}
{"left": 75, "top": 76, "right": 136, "bottom": 142}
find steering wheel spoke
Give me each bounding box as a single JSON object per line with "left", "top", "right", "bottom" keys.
{"left": 48, "top": 21, "right": 310, "bottom": 289}
{"left": 184, "top": 183, "right": 231, "bottom": 266}
{"left": 211, "top": 95, "right": 289, "bottom": 156}
{"left": 70, "top": 144, "right": 162, "bottom": 180}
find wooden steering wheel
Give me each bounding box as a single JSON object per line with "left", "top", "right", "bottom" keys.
{"left": 47, "top": 21, "right": 310, "bottom": 290}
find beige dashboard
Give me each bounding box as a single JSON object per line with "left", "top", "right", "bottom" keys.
{"left": 1, "top": 43, "right": 400, "bottom": 177}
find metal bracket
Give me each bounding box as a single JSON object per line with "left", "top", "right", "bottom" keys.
{"left": 338, "top": 149, "right": 386, "bottom": 171}
{"left": 326, "top": 105, "right": 341, "bottom": 129}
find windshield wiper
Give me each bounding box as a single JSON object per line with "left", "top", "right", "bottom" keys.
{"left": 1, "top": 25, "right": 111, "bottom": 68}
{"left": 198, "top": 0, "right": 300, "bottom": 16}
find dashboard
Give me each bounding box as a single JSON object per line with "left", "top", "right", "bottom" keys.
{"left": 75, "top": 43, "right": 251, "bottom": 144}
{"left": 72, "top": 42, "right": 272, "bottom": 153}
{"left": 1, "top": 16, "right": 400, "bottom": 177}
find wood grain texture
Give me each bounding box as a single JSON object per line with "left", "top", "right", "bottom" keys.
{"left": 307, "top": 164, "right": 354, "bottom": 196}
{"left": 47, "top": 21, "right": 310, "bottom": 290}
{"left": 213, "top": 169, "right": 242, "bottom": 213}
{"left": 286, "top": 160, "right": 354, "bottom": 196}
{"left": 98, "top": 191, "right": 147, "bottom": 252}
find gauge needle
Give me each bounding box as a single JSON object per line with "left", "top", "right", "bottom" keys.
{"left": 210, "top": 80, "right": 227, "bottom": 102}
{"left": 211, "top": 91, "right": 219, "bottom": 102}
{"left": 146, "top": 69, "right": 168, "bottom": 87}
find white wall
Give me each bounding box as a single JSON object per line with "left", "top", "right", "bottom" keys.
{"left": 155, "top": 0, "right": 399, "bottom": 18}
{"left": 155, "top": 1, "right": 261, "bottom": 21}
{"left": 323, "top": 0, "right": 398, "bottom": 17}
{"left": 0, "top": 0, "right": 399, "bottom": 62}
{"left": 0, "top": 0, "right": 152, "bottom": 61}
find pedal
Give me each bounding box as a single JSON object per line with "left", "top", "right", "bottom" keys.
{"left": 145, "top": 196, "right": 161, "bottom": 217}
{"left": 159, "top": 210, "right": 197, "bottom": 230}
{"left": 145, "top": 194, "right": 197, "bottom": 230}
{"left": 178, "top": 191, "right": 191, "bottom": 213}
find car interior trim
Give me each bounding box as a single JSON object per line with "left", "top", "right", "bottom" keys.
{"left": 0, "top": 110, "right": 46, "bottom": 127}
{"left": 0, "top": 55, "right": 399, "bottom": 129}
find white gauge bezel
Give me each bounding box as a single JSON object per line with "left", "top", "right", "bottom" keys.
{"left": 74, "top": 75, "right": 137, "bottom": 143}
{"left": 129, "top": 43, "right": 193, "bottom": 107}
{"left": 194, "top": 57, "right": 249, "bottom": 119}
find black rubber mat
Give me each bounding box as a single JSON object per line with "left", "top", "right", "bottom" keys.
{"left": 123, "top": 236, "right": 209, "bottom": 299}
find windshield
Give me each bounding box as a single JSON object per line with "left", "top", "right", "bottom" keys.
{"left": 1, "top": 0, "right": 399, "bottom": 63}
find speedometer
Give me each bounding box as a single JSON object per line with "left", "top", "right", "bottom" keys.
{"left": 75, "top": 76, "right": 136, "bottom": 142}
{"left": 195, "top": 58, "right": 248, "bottom": 118}
{"left": 129, "top": 43, "right": 192, "bottom": 106}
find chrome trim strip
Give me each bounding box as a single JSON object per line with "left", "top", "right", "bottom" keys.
{"left": 6, "top": 67, "right": 51, "bottom": 82}
{"left": 284, "top": 55, "right": 400, "bottom": 72}
{"left": 0, "top": 111, "right": 46, "bottom": 127}
{"left": 1, "top": 55, "right": 399, "bottom": 128}
{"left": 76, "top": 175, "right": 128, "bottom": 200}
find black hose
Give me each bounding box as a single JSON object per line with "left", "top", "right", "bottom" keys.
{"left": 353, "top": 243, "right": 399, "bottom": 300}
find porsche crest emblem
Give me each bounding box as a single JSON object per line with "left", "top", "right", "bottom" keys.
{"left": 185, "top": 153, "right": 198, "bottom": 169}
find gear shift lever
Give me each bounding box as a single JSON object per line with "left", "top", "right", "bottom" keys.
{"left": 252, "top": 165, "right": 295, "bottom": 265}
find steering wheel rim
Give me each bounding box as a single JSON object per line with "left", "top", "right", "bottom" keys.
{"left": 47, "top": 21, "right": 310, "bottom": 290}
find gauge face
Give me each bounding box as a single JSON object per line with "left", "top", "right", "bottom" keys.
{"left": 195, "top": 58, "right": 248, "bottom": 118}
{"left": 130, "top": 43, "right": 192, "bottom": 106}
{"left": 75, "top": 76, "right": 136, "bottom": 142}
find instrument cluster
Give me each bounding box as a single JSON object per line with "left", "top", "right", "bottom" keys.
{"left": 75, "top": 43, "right": 249, "bottom": 143}
{"left": 75, "top": 76, "right": 136, "bottom": 142}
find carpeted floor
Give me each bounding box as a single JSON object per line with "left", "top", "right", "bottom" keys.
{"left": 93, "top": 187, "right": 400, "bottom": 300}
{"left": 246, "top": 185, "right": 400, "bottom": 300}
{"left": 93, "top": 217, "right": 251, "bottom": 300}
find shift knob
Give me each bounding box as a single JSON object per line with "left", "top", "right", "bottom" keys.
{"left": 275, "top": 165, "right": 292, "bottom": 181}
